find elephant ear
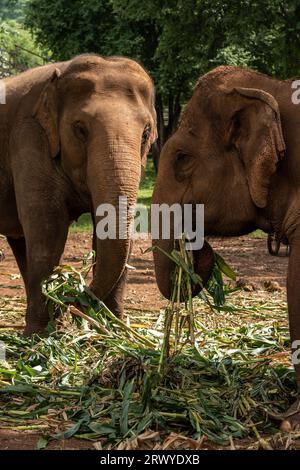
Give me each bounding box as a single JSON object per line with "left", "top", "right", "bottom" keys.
{"left": 141, "top": 100, "right": 158, "bottom": 168}
{"left": 33, "top": 68, "right": 61, "bottom": 159}
{"left": 226, "top": 87, "right": 286, "bottom": 208}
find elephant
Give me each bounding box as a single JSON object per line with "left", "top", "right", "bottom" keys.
{"left": 267, "top": 232, "right": 290, "bottom": 257}
{"left": 152, "top": 65, "right": 300, "bottom": 430}
{"left": 0, "top": 54, "right": 156, "bottom": 335}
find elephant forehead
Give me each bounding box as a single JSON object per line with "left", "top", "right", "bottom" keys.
{"left": 65, "top": 54, "right": 148, "bottom": 76}
{"left": 63, "top": 56, "right": 152, "bottom": 90}
{"left": 61, "top": 70, "right": 152, "bottom": 101}
{"left": 97, "top": 72, "right": 150, "bottom": 93}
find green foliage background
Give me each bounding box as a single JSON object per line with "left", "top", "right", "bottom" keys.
{"left": 0, "top": 0, "right": 27, "bottom": 21}
{"left": 0, "top": 1, "right": 46, "bottom": 74}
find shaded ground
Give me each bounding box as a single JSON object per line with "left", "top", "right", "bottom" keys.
{"left": 0, "top": 430, "right": 94, "bottom": 450}
{"left": 0, "top": 232, "right": 292, "bottom": 450}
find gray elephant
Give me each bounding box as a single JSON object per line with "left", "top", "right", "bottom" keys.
{"left": 152, "top": 65, "right": 300, "bottom": 430}
{"left": 0, "top": 54, "right": 156, "bottom": 335}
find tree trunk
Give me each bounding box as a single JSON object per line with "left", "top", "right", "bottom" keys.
{"left": 152, "top": 92, "right": 182, "bottom": 173}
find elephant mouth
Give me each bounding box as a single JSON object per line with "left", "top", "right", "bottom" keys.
{"left": 179, "top": 203, "right": 215, "bottom": 296}
{"left": 183, "top": 240, "right": 215, "bottom": 298}
{"left": 154, "top": 239, "right": 215, "bottom": 301}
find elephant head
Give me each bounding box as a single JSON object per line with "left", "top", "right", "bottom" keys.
{"left": 33, "top": 55, "right": 157, "bottom": 311}
{"left": 152, "top": 65, "right": 286, "bottom": 299}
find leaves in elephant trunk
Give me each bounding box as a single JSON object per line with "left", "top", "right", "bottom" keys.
{"left": 149, "top": 237, "right": 237, "bottom": 371}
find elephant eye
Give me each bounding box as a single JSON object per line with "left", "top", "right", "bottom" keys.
{"left": 174, "top": 152, "right": 194, "bottom": 182}
{"left": 176, "top": 153, "right": 190, "bottom": 163}
{"left": 73, "top": 121, "right": 88, "bottom": 142}
{"left": 175, "top": 152, "right": 194, "bottom": 168}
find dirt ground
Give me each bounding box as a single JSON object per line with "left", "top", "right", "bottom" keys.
{"left": 0, "top": 232, "right": 289, "bottom": 315}
{"left": 0, "top": 232, "right": 290, "bottom": 449}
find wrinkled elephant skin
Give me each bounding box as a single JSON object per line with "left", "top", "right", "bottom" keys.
{"left": 0, "top": 54, "right": 157, "bottom": 335}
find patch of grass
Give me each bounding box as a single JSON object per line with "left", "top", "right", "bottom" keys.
{"left": 129, "top": 158, "right": 156, "bottom": 210}
{"left": 249, "top": 230, "right": 267, "bottom": 238}
{"left": 137, "top": 187, "right": 153, "bottom": 209}
{"left": 70, "top": 213, "right": 92, "bottom": 233}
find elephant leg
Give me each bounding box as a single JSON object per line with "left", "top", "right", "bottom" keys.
{"left": 7, "top": 237, "right": 28, "bottom": 294}
{"left": 21, "top": 212, "right": 69, "bottom": 336}
{"left": 267, "top": 232, "right": 281, "bottom": 256}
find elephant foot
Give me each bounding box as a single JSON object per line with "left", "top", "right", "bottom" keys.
{"left": 23, "top": 322, "right": 48, "bottom": 337}
{"left": 104, "top": 296, "right": 124, "bottom": 318}
{"left": 280, "top": 399, "right": 300, "bottom": 431}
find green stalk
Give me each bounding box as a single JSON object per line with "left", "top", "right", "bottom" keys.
{"left": 175, "top": 266, "right": 183, "bottom": 350}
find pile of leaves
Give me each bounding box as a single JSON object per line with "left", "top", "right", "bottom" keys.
{"left": 0, "top": 248, "right": 298, "bottom": 449}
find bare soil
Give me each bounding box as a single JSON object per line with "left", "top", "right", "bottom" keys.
{"left": 0, "top": 232, "right": 289, "bottom": 315}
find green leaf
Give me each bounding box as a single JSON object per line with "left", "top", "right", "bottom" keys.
{"left": 215, "top": 253, "right": 236, "bottom": 280}
{"left": 136, "top": 413, "right": 153, "bottom": 434}
{"left": 37, "top": 436, "right": 49, "bottom": 450}
{"left": 88, "top": 423, "right": 116, "bottom": 435}
{"left": 120, "top": 379, "right": 135, "bottom": 435}
{"left": 63, "top": 420, "right": 84, "bottom": 439}
{"left": 0, "top": 384, "right": 38, "bottom": 395}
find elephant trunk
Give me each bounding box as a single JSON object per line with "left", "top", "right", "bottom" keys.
{"left": 152, "top": 238, "right": 215, "bottom": 300}
{"left": 152, "top": 238, "right": 177, "bottom": 299}
{"left": 152, "top": 185, "right": 215, "bottom": 300}
{"left": 87, "top": 136, "right": 141, "bottom": 310}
